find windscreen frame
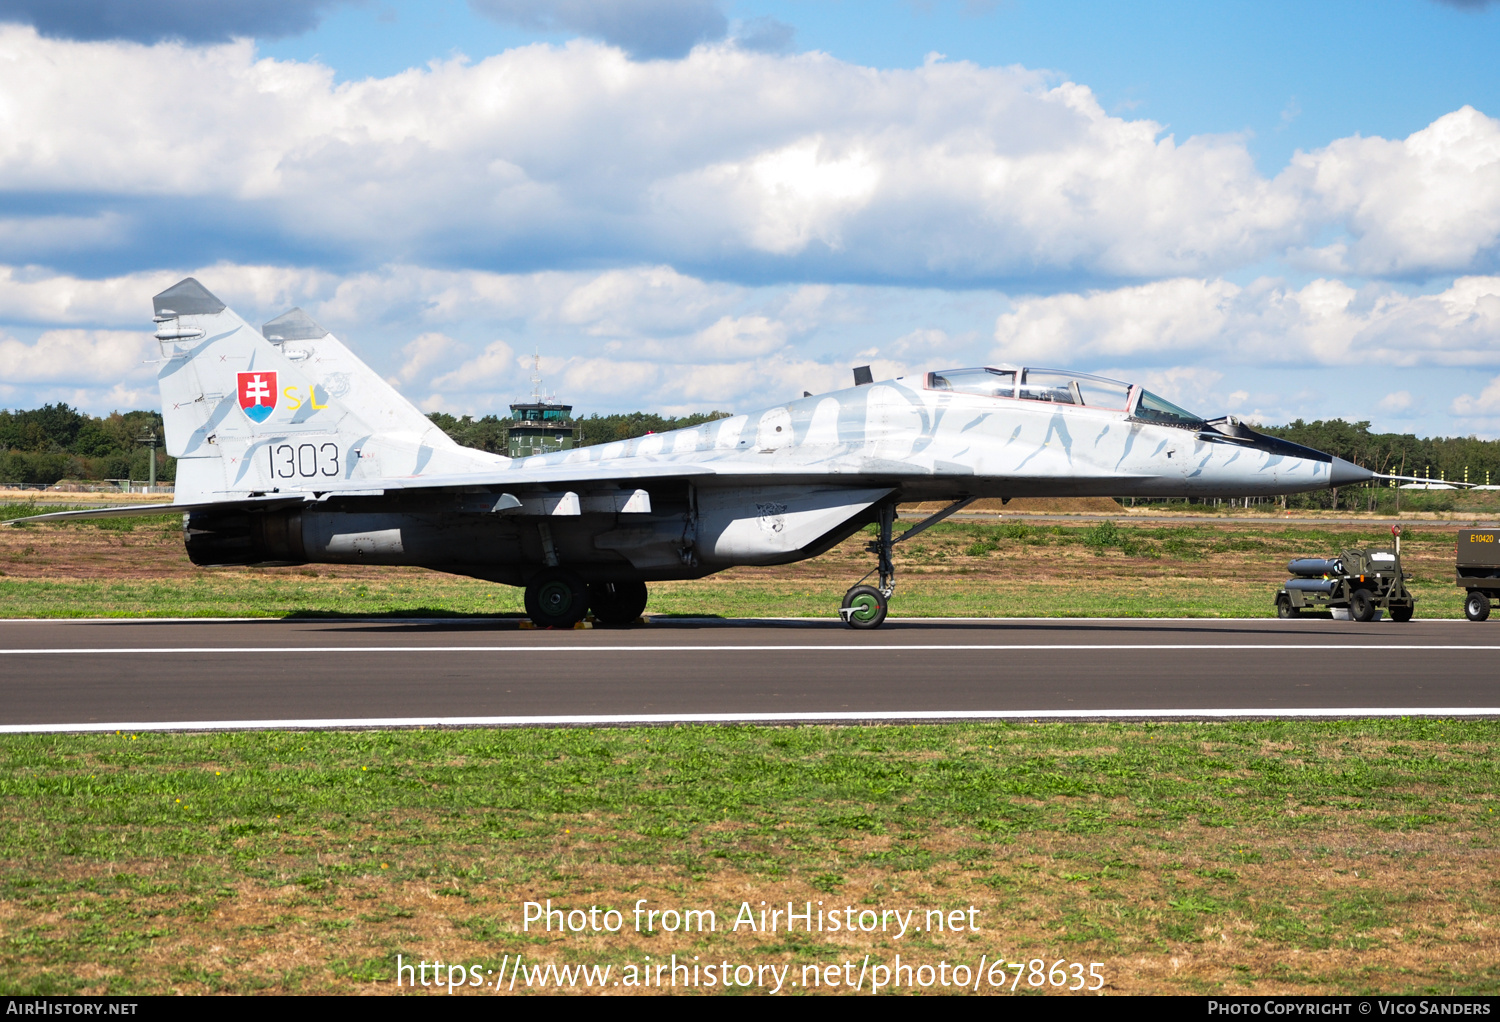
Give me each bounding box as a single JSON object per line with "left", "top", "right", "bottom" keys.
{"left": 1128, "top": 387, "right": 1209, "bottom": 429}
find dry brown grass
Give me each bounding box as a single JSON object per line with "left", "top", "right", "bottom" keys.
{"left": 3, "top": 723, "right": 1496, "bottom": 996}
{"left": 11, "top": 822, "right": 1497, "bottom": 995}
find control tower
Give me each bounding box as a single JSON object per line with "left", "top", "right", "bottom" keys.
{"left": 506, "top": 355, "right": 578, "bottom": 458}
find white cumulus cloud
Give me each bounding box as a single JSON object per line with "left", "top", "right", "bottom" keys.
{"left": 1379, "top": 390, "right": 1415, "bottom": 413}
{"left": 0, "top": 329, "right": 153, "bottom": 384}
{"left": 389, "top": 332, "right": 464, "bottom": 386}
{"left": 432, "top": 339, "right": 518, "bottom": 392}
{"left": 1289, "top": 107, "right": 1500, "bottom": 277}
{"left": 995, "top": 275, "right": 1500, "bottom": 368}
{"left": 0, "top": 29, "right": 1493, "bottom": 283}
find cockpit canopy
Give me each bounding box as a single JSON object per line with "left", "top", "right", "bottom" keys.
{"left": 927, "top": 367, "right": 1205, "bottom": 427}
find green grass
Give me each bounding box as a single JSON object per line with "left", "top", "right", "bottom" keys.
{"left": 0, "top": 574, "right": 1469, "bottom": 620}
{"left": 1, "top": 722, "right": 1497, "bottom": 994}
{"left": 0, "top": 576, "right": 527, "bottom": 618}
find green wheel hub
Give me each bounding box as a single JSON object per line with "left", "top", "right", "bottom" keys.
{"left": 847, "top": 593, "right": 880, "bottom": 623}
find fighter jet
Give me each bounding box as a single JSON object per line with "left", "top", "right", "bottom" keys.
{"left": 9, "top": 278, "right": 1377, "bottom": 628}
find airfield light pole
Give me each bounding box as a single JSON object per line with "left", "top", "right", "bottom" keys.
{"left": 136, "top": 429, "right": 159, "bottom": 491}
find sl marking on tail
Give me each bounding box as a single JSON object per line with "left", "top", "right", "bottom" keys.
{"left": 281, "top": 385, "right": 330, "bottom": 412}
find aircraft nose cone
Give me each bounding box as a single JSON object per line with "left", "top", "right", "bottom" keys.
{"left": 1330, "top": 457, "right": 1374, "bottom": 487}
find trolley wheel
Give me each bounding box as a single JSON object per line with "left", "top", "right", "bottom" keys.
{"left": 1349, "top": 589, "right": 1377, "bottom": 623}
{"left": 524, "top": 567, "right": 590, "bottom": 628}
{"left": 1389, "top": 604, "right": 1414, "bottom": 623}
{"left": 840, "top": 585, "right": 888, "bottom": 629}
{"left": 587, "top": 580, "right": 649, "bottom": 626}
{"left": 1276, "top": 595, "right": 1300, "bottom": 619}
{"left": 1465, "top": 591, "right": 1491, "bottom": 623}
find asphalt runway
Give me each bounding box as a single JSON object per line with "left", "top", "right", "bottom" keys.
{"left": 1, "top": 616, "right": 1497, "bottom": 732}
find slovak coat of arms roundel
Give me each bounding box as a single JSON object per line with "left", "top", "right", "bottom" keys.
{"left": 237, "top": 371, "right": 278, "bottom": 423}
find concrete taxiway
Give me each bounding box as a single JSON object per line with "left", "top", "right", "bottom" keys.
{"left": 1, "top": 617, "right": 1496, "bottom": 732}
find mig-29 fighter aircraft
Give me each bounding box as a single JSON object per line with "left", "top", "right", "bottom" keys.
{"left": 9, "top": 278, "right": 1376, "bottom": 628}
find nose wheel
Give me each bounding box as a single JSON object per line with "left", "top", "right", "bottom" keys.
{"left": 838, "top": 496, "right": 975, "bottom": 629}
{"left": 840, "top": 585, "right": 888, "bottom": 629}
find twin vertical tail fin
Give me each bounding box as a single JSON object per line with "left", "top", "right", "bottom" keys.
{"left": 153, "top": 278, "right": 502, "bottom": 503}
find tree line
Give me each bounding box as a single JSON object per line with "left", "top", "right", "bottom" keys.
{"left": 1259, "top": 419, "right": 1498, "bottom": 484}
{"left": 0, "top": 405, "right": 168, "bottom": 485}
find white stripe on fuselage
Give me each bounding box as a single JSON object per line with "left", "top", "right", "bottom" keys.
{"left": 496, "top": 381, "right": 1325, "bottom": 498}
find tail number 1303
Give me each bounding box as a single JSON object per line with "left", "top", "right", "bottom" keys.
{"left": 268, "top": 443, "right": 340, "bottom": 478}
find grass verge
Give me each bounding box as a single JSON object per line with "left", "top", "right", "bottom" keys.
{"left": 1, "top": 721, "right": 1496, "bottom": 995}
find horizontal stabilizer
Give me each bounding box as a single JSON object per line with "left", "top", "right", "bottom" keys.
{"left": 1, "top": 494, "right": 318, "bottom": 527}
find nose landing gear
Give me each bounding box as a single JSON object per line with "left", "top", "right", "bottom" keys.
{"left": 840, "top": 504, "right": 897, "bottom": 630}
{"left": 840, "top": 497, "right": 975, "bottom": 629}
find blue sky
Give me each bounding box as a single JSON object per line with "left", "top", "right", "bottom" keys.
{"left": 0, "top": 0, "right": 1497, "bottom": 438}
{"left": 262, "top": 0, "right": 1499, "bottom": 175}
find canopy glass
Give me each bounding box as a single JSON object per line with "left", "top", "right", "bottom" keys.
{"left": 928, "top": 367, "right": 1207, "bottom": 424}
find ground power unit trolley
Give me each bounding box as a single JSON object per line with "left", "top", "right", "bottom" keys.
{"left": 1276, "top": 530, "right": 1415, "bottom": 622}
{"left": 1456, "top": 528, "right": 1500, "bottom": 621}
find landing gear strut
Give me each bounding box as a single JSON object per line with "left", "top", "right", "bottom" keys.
{"left": 840, "top": 497, "right": 975, "bottom": 629}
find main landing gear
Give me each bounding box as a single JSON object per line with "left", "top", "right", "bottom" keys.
{"left": 524, "top": 569, "right": 649, "bottom": 628}
{"left": 588, "top": 579, "right": 649, "bottom": 627}
{"left": 840, "top": 497, "right": 976, "bottom": 630}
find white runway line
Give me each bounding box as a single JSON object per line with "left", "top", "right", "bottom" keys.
{"left": 0, "top": 615, "right": 1474, "bottom": 625}
{"left": 1, "top": 643, "right": 1499, "bottom": 654}
{"left": 4, "top": 707, "right": 1499, "bottom": 734}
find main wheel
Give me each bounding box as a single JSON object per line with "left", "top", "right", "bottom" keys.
{"left": 1389, "top": 604, "right": 1414, "bottom": 623}
{"left": 1276, "top": 596, "right": 1300, "bottom": 619}
{"left": 588, "top": 580, "right": 649, "bottom": 626}
{"left": 525, "top": 568, "right": 589, "bottom": 628}
{"left": 1465, "top": 591, "right": 1491, "bottom": 622}
{"left": 1349, "top": 588, "right": 1376, "bottom": 623}
{"left": 840, "top": 585, "right": 887, "bottom": 629}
